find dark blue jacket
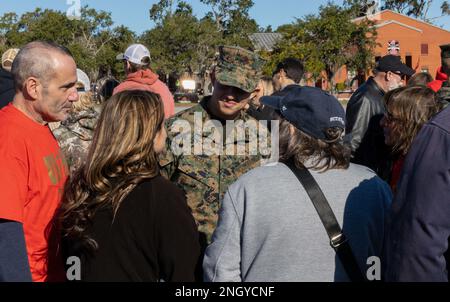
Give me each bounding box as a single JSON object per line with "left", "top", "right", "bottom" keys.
{"left": 0, "top": 68, "right": 14, "bottom": 109}
{"left": 384, "top": 106, "right": 450, "bottom": 282}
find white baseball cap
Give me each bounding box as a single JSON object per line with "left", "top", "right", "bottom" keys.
{"left": 2, "top": 48, "right": 20, "bottom": 70}
{"left": 116, "top": 44, "right": 151, "bottom": 65}
{"left": 76, "top": 68, "right": 91, "bottom": 92}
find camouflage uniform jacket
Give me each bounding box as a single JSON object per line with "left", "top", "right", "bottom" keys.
{"left": 52, "top": 105, "right": 102, "bottom": 174}
{"left": 437, "top": 81, "right": 450, "bottom": 110}
{"left": 159, "top": 97, "right": 272, "bottom": 244}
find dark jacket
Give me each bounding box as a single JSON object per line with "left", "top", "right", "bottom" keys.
{"left": 437, "top": 80, "right": 450, "bottom": 110}
{"left": 0, "top": 68, "right": 14, "bottom": 109}
{"left": 68, "top": 176, "right": 201, "bottom": 282}
{"left": 383, "top": 106, "right": 450, "bottom": 281}
{"left": 346, "top": 77, "right": 391, "bottom": 179}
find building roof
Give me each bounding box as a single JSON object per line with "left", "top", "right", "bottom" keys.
{"left": 352, "top": 9, "right": 450, "bottom": 34}
{"left": 374, "top": 20, "right": 422, "bottom": 32}
{"left": 248, "top": 33, "right": 283, "bottom": 52}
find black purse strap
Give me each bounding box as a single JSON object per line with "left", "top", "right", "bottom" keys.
{"left": 284, "top": 159, "right": 366, "bottom": 282}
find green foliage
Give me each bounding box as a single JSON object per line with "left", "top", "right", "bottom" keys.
{"left": 266, "top": 3, "right": 378, "bottom": 91}
{"left": 335, "top": 82, "right": 347, "bottom": 91}
{"left": 142, "top": 0, "right": 259, "bottom": 79}
{"left": 200, "top": 0, "right": 259, "bottom": 47}
{"left": 344, "top": 0, "right": 450, "bottom": 22}
{"left": 142, "top": 1, "right": 222, "bottom": 78}
{"left": 0, "top": 7, "right": 135, "bottom": 81}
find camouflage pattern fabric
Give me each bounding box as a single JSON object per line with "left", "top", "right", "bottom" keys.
{"left": 52, "top": 104, "right": 102, "bottom": 174}
{"left": 159, "top": 97, "right": 272, "bottom": 244}
{"left": 437, "top": 81, "right": 450, "bottom": 110}
{"left": 215, "top": 46, "right": 265, "bottom": 93}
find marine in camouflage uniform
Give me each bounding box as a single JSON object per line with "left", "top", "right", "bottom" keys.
{"left": 159, "top": 46, "right": 273, "bottom": 245}
{"left": 52, "top": 104, "right": 102, "bottom": 174}
{"left": 437, "top": 44, "right": 450, "bottom": 110}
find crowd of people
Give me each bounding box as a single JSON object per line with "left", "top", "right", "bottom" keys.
{"left": 0, "top": 39, "right": 449, "bottom": 282}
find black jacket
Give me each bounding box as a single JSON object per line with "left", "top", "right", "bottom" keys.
{"left": 0, "top": 68, "right": 14, "bottom": 109}
{"left": 345, "top": 77, "right": 391, "bottom": 179}
{"left": 66, "top": 176, "right": 201, "bottom": 282}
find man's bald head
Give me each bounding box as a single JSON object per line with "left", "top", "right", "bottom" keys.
{"left": 11, "top": 41, "right": 74, "bottom": 92}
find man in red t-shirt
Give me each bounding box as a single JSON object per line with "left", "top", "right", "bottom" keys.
{"left": 0, "top": 41, "right": 78, "bottom": 281}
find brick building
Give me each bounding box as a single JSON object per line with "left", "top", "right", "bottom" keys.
{"left": 294, "top": 10, "right": 450, "bottom": 92}
{"left": 357, "top": 10, "right": 450, "bottom": 77}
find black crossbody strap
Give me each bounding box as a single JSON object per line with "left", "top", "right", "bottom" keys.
{"left": 284, "top": 159, "right": 366, "bottom": 282}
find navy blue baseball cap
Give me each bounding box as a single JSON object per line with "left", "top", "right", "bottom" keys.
{"left": 261, "top": 86, "right": 346, "bottom": 140}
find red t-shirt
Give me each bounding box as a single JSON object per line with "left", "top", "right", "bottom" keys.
{"left": 0, "top": 103, "right": 68, "bottom": 282}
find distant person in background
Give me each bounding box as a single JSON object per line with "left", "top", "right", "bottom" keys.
{"left": 114, "top": 44, "right": 175, "bottom": 118}
{"left": 0, "top": 48, "right": 19, "bottom": 109}
{"left": 436, "top": 44, "right": 450, "bottom": 109}
{"left": 1, "top": 48, "right": 19, "bottom": 72}
{"left": 94, "top": 76, "right": 119, "bottom": 103}
{"left": 247, "top": 58, "right": 304, "bottom": 123}
{"left": 52, "top": 69, "right": 102, "bottom": 174}
{"left": 345, "top": 55, "right": 414, "bottom": 180}
{"left": 428, "top": 46, "right": 450, "bottom": 93}
{"left": 272, "top": 58, "right": 304, "bottom": 95}
{"left": 407, "top": 72, "right": 433, "bottom": 87}
{"left": 380, "top": 86, "right": 439, "bottom": 193}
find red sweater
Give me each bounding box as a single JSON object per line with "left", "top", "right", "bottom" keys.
{"left": 113, "top": 70, "right": 175, "bottom": 118}
{"left": 428, "top": 67, "right": 448, "bottom": 92}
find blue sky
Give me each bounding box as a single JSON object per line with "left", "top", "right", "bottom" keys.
{"left": 0, "top": 0, "right": 449, "bottom": 34}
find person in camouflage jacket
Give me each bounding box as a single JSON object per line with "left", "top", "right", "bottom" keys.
{"left": 52, "top": 69, "right": 102, "bottom": 174}
{"left": 159, "top": 46, "right": 275, "bottom": 246}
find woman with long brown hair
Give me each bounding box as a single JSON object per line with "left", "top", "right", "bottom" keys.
{"left": 380, "top": 86, "right": 440, "bottom": 192}
{"left": 59, "top": 90, "right": 200, "bottom": 281}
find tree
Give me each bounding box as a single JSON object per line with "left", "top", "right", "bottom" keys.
{"left": 345, "top": 0, "right": 450, "bottom": 22}
{"left": 0, "top": 13, "right": 18, "bottom": 51}
{"left": 267, "top": 4, "right": 378, "bottom": 92}
{"left": 200, "top": 0, "right": 259, "bottom": 48}
{"left": 0, "top": 7, "right": 136, "bottom": 81}
{"left": 143, "top": 3, "right": 199, "bottom": 76}
{"left": 143, "top": 0, "right": 222, "bottom": 89}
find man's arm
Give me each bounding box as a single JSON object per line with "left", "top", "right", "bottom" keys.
{"left": 0, "top": 220, "right": 32, "bottom": 282}
{"left": 346, "top": 97, "right": 374, "bottom": 153}
{"left": 0, "top": 139, "right": 31, "bottom": 281}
